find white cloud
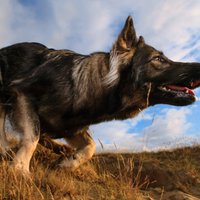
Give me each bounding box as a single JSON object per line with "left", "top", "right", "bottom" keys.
{"left": 0, "top": 0, "right": 13, "bottom": 46}
{"left": 91, "top": 108, "right": 192, "bottom": 152}
{"left": 50, "top": 1, "right": 115, "bottom": 52}
{"left": 142, "top": 108, "right": 192, "bottom": 149}
{"left": 0, "top": 1, "right": 51, "bottom": 46}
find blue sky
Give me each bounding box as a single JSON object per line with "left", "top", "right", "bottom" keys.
{"left": 1, "top": 0, "right": 200, "bottom": 151}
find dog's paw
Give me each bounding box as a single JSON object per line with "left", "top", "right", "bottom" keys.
{"left": 58, "top": 155, "right": 81, "bottom": 171}
{"left": 10, "top": 161, "right": 31, "bottom": 176}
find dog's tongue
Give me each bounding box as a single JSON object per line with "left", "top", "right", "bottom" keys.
{"left": 191, "top": 80, "right": 200, "bottom": 88}
{"left": 166, "top": 85, "right": 195, "bottom": 96}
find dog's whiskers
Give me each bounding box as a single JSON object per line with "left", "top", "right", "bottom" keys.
{"left": 146, "top": 82, "right": 152, "bottom": 107}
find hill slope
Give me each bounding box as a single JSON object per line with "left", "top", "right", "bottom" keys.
{"left": 0, "top": 145, "right": 200, "bottom": 200}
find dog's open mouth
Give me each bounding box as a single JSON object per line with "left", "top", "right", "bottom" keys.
{"left": 158, "top": 85, "right": 195, "bottom": 96}
{"left": 158, "top": 80, "right": 200, "bottom": 98}
{"left": 148, "top": 79, "right": 200, "bottom": 106}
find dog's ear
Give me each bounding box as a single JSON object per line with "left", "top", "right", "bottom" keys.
{"left": 137, "top": 36, "right": 145, "bottom": 48}
{"left": 116, "top": 16, "right": 137, "bottom": 50}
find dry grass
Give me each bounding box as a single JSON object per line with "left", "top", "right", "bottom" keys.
{"left": 0, "top": 144, "right": 200, "bottom": 200}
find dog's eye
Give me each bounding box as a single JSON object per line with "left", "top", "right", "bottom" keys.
{"left": 152, "top": 56, "right": 165, "bottom": 62}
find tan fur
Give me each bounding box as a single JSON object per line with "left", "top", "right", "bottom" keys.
{"left": 59, "top": 131, "right": 96, "bottom": 170}
{"left": 0, "top": 105, "right": 9, "bottom": 153}
{"left": 103, "top": 46, "right": 135, "bottom": 88}
{"left": 11, "top": 93, "right": 39, "bottom": 173}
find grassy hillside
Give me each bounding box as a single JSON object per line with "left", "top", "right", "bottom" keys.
{"left": 0, "top": 144, "right": 200, "bottom": 200}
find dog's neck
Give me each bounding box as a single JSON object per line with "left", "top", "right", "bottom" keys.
{"left": 71, "top": 52, "right": 147, "bottom": 123}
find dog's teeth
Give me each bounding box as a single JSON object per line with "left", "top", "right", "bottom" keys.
{"left": 159, "top": 86, "right": 173, "bottom": 92}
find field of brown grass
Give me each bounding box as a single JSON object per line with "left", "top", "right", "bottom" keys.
{"left": 0, "top": 144, "right": 200, "bottom": 200}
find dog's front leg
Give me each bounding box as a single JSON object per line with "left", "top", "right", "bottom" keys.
{"left": 0, "top": 104, "right": 9, "bottom": 154}
{"left": 11, "top": 93, "right": 39, "bottom": 173}
{"left": 59, "top": 130, "right": 96, "bottom": 171}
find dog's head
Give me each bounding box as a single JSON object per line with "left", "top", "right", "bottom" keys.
{"left": 105, "top": 16, "right": 200, "bottom": 109}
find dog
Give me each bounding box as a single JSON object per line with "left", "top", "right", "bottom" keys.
{"left": 0, "top": 16, "right": 200, "bottom": 172}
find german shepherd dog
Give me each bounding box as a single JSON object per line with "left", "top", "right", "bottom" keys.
{"left": 0, "top": 16, "right": 200, "bottom": 172}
